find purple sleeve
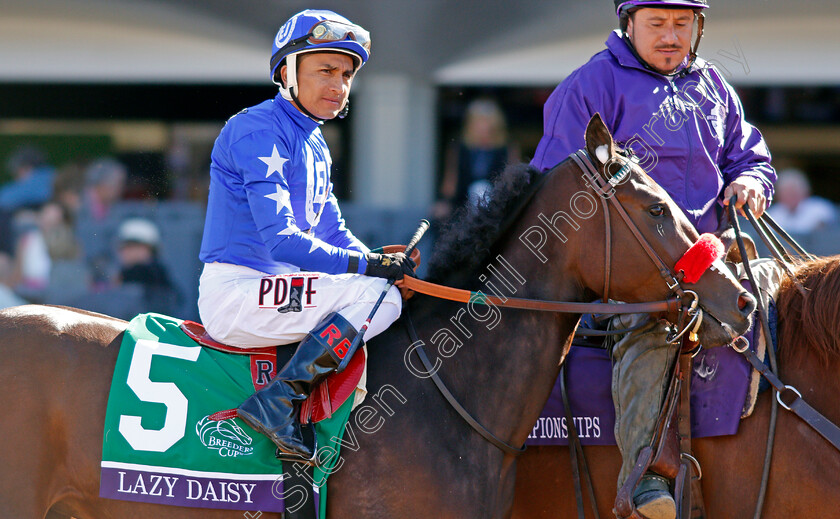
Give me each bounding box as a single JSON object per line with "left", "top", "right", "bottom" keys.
{"left": 530, "top": 77, "right": 597, "bottom": 172}
{"left": 717, "top": 75, "right": 776, "bottom": 201}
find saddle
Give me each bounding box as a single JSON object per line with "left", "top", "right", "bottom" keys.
{"left": 180, "top": 320, "right": 365, "bottom": 424}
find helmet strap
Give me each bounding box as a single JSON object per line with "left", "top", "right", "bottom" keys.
{"left": 338, "top": 98, "right": 350, "bottom": 119}
{"left": 290, "top": 89, "right": 326, "bottom": 123}
{"left": 686, "top": 13, "right": 705, "bottom": 70}
{"left": 276, "top": 54, "right": 296, "bottom": 101}
{"left": 276, "top": 53, "right": 326, "bottom": 123}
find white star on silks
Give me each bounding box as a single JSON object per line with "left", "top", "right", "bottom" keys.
{"left": 308, "top": 236, "right": 333, "bottom": 254}
{"left": 264, "top": 184, "right": 291, "bottom": 215}
{"left": 276, "top": 224, "right": 301, "bottom": 237}
{"left": 258, "top": 145, "right": 288, "bottom": 179}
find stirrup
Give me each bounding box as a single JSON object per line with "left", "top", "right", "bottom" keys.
{"left": 634, "top": 474, "right": 675, "bottom": 519}
{"left": 273, "top": 424, "right": 319, "bottom": 466}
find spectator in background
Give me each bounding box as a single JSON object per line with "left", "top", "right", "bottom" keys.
{"left": 434, "top": 98, "right": 519, "bottom": 221}
{"left": 115, "top": 218, "right": 182, "bottom": 317}
{"left": 51, "top": 162, "right": 86, "bottom": 219}
{"left": 40, "top": 201, "right": 82, "bottom": 262}
{"left": 0, "top": 145, "right": 55, "bottom": 256}
{"left": 43, "top": 162, "right": 86, "bottom": 262}
{"left": 76, "top": 157, "right": 128, "bottom": 286}
{"left": 0, "top": 145, "right": 54, "bottom": 212}
{"left": 80, "top": 158, "right": 127, "bottom": 222}
{"left": 767, "top": 168, "right": 837, "bottom": 234}
{"left": 0, "top": 253, "right": 27, "bottom": 309}
{"left": 11, "top": 209, "right": 51, "bottom": 301}
{"left": 66, "top": 217, "right": 182, "bottom": 319}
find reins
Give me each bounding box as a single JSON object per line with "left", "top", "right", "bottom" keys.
{"left": 402, "top": 149, "right": 709, "bottom": 457}
{"left": 400, "top": 276, "right": 680, "bottom": 315}
{"left": 727, "top": 200, "right": 840, "bottom": 519}
{"left": 403, "top": 308, "right": 526, "bottom": 456}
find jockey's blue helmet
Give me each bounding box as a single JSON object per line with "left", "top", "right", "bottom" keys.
{"left": 270, "top": 9, "right": 371, "bottom": 100}
{"left": 615, "top": 0, "right": 708, "bottom": 15}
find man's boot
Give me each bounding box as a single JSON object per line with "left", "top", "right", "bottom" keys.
{"left": 237, "top": 312, "right": 359, "bottom": 461}
{"left": 611, "top": 313, "right": 680, "bottom": 519}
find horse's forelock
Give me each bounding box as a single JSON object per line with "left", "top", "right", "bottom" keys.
{"left": 777, "top": 256, "right": 840, "bottom": 365}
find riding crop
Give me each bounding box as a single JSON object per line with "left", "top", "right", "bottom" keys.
{"left": 342, "top": 219, "right": 430, "bottom": 366}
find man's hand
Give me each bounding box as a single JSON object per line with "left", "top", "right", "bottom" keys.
{"left": 723, "top": 175, "right": 767, "bottom": 218}
{"left": 364, "top": 252, "right": 416, "bottom": 280}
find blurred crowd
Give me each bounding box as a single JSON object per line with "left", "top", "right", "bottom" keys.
{"left": 1, "top": 103, "right": 838, "bottom": 319}
{"left": 0, "top": 144, "right": 183, "bottom": 317}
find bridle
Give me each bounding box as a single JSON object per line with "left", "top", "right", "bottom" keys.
{"left": 402, "top": 148, "right": 713, "bottom": 455}
{"left": 570, "top": 149, "right": 703, "bottom": 342}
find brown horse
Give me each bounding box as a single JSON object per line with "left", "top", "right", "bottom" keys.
{"left": 512, "top": 255, "right": 840, "bottom": 519}
{"left": 0, "top": 115, "right": 755, "bottom": 519}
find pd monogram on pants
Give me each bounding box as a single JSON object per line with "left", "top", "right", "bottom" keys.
{"left": 258, "top": 275, "right": 320, "bottom": 312}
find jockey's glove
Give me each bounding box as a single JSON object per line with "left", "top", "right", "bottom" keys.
{"left": 364, "top": 252, "right": 416, "bottom": 280}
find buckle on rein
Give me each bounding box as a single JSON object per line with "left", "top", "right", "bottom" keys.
{"left": 667, "top": 290, "right": 702, "bottom": 345}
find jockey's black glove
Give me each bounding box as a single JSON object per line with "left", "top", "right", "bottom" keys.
{"left": 364, "top": 252, "right": 416, "bottom": 280}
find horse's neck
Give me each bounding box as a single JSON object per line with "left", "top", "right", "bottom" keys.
{"left": 418, "top": 165, "right": 593, "bottom": 447}
{"left": 409, "top": 295, "right": 578, "bottom": 448}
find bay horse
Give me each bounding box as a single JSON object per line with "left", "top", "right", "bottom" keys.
{"left": 0, "top": 115, "right": 755, "bottom": 519}
{"left": 511, "top": 255, "right": 840, "bottom": 519}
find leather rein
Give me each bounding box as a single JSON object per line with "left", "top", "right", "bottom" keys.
{"left": 402, "top": 150, "right": 701, "bottom": 318}
{"left": 727, "top": 202, "right": 840, "bottom": 519}
{"left": 402, "top": 149, "right": 705, "bottom": 456}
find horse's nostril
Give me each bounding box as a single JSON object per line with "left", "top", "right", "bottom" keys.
{"left": 738, "top": 292, "right": 756, "bottom": 314}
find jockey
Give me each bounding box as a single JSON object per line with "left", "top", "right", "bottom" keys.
{"left": 531, "top": 2, "right": 778, "bottom": 518}
{"left": 197, "top": 9, "right": 415, "bottom": 462}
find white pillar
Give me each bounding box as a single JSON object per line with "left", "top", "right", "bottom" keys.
{"left": 351, "top": 73, "right": 436, "bottom": 210}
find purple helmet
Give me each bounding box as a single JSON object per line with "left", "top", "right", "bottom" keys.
{"left": 615, "top": 0, "right": 709, "bottom": 15}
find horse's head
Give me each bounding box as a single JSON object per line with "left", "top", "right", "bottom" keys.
{"left": 569, "top": 114, "right": 754, "bottom": 346}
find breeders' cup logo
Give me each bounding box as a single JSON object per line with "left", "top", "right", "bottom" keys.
{"left": 196, "top": 416, "right": 254, "bottom": 458}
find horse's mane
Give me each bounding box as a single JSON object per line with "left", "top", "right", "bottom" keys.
{"left": 776, "top": 255, "right": 840, "bottom": 365}
{"left": 426, "top": 163, "right": 541, "bottom": 285}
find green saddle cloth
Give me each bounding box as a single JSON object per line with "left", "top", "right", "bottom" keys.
{"left": 100, "top": 313, "right": 353, "bottom": 516}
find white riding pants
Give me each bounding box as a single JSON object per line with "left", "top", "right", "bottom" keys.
{"left": 198, "top": 262, "right": 402, "bottom": 348}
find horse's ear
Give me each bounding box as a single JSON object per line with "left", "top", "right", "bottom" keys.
{"left": 584, "top": 113, "right": 615, "bottom": 168}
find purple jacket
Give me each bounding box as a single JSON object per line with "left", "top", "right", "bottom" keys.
{"left": 531, "top": 31, "right": 775, "bottom": 233}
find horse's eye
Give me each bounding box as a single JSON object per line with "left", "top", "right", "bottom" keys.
{"left": 649, "top": 204, "right": 666, "bottom": 217}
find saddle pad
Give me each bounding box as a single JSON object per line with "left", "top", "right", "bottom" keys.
{"left": 179, "top": 319, "right": 366, "bottom": 424}
{"left": 527, "top": 319, "right": 763, "bottom": 446}
{"left": 100, "top": 313, "right": 355, "bottom": 516}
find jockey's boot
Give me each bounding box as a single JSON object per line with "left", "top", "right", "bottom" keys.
{"left": 610, "top": 313, "right": 679, "bottom": 519}
{"left": 237, "top": 312, "right": 359, "bottom": 461}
